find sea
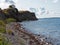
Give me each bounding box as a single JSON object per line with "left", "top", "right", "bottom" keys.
{"left": 21, "top": 18, "right": 60, "bottom": 45}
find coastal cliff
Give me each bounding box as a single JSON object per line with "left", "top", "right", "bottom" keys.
{"left": 0, "top": 5, "right": 37, "bottom": 22}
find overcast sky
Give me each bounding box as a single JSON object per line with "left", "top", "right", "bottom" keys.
{"left": 0, "top": 0, "right": 60, "bottom": 18}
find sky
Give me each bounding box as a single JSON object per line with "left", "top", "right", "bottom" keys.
{"left": 0, "top": 0, "right": 60, "bottom": 18}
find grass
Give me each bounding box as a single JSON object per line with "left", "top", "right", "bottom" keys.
{"left": 0, "top": 27, "right": 6, "bottom": 33}
{"left": 0, "top": 20, "right": 6, "bottom": 26}
{"left": 0, "top": 34, "right": 12, "bottom": 45}
{"left": 7, "top": 30, "right": 13, "bottom": 35}
{"left": 0, "top": 20, "right": 6, "bottom": 33}
{"left": 5, "top": 18, "right": 16, "bottom": 23}
{"left": 0, "top": 18, "right": 25, "bottom": 45}
{"left": 0, "top": 18, "right": 16, "bottom": 45}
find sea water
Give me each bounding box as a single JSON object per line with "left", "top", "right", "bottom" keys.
{"left": 21, "top": 18, "right": 60, "bottom": 45}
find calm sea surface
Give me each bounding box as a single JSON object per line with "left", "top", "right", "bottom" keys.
{"left": 21, "top": 18, "right": 60, "bottom": 45}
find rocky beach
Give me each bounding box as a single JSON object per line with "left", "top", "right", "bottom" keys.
{"left": 6, "top": 22, "right": 53, "bottom": 45}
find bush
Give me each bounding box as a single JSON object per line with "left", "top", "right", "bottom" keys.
{"left": 0, "top": 20, "right": 5, "bottom": 26}
{"left": 7, "top": 30, "right": 13, "bottom": 35}
{"left": 6, "top": 18, "right": 16, "bottom": 23}
{"left": 3, "top": 9, "right": 9, "bottom": 15}
{"left": 0, "top": 27, "right": 6, "bottom": 33}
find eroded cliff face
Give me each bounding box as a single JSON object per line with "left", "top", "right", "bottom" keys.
{"left": 0, "top": 6, "right": 37, "bottom": 22}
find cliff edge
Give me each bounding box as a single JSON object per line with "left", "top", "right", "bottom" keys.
{"left": 0, "top": 5, "right": 37, "bottom": 22}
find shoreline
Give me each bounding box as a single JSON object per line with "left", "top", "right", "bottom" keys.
{"left": 6, "top": 22, "right": 53, "bottom": 45}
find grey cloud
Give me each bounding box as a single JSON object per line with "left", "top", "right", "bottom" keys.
{"left": 5, "top": 0, "right": 15, "bottom": 4}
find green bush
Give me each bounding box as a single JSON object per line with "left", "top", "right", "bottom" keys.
{"left": 0, "top": 20, "right": 5, "bottom": 26}
{"left": 7, "top": 30, "right": 13, "bottom": 35}
{"left": 0, "top": 27, "right": 6, "bottom": 33}
{"left": 6, "top": 18, "right": 16, "bottom": 23}
{"left": 3, "top": 9, "right": 8, "bottom": 14}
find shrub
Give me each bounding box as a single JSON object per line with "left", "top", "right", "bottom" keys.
{"left": 6, "top": 18, "right": 16, "bottom": 23}
{"left": 7, "top": 30, "right": 13, "bottom": 35}
{"left": 0, "top": 20, "right": 5, "bottom": 26}
{"left": 3, "top": 9, "right": 9, "bottom": 15}
{"left": 0, "top": 27, "right": 6, "bottom": 33}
